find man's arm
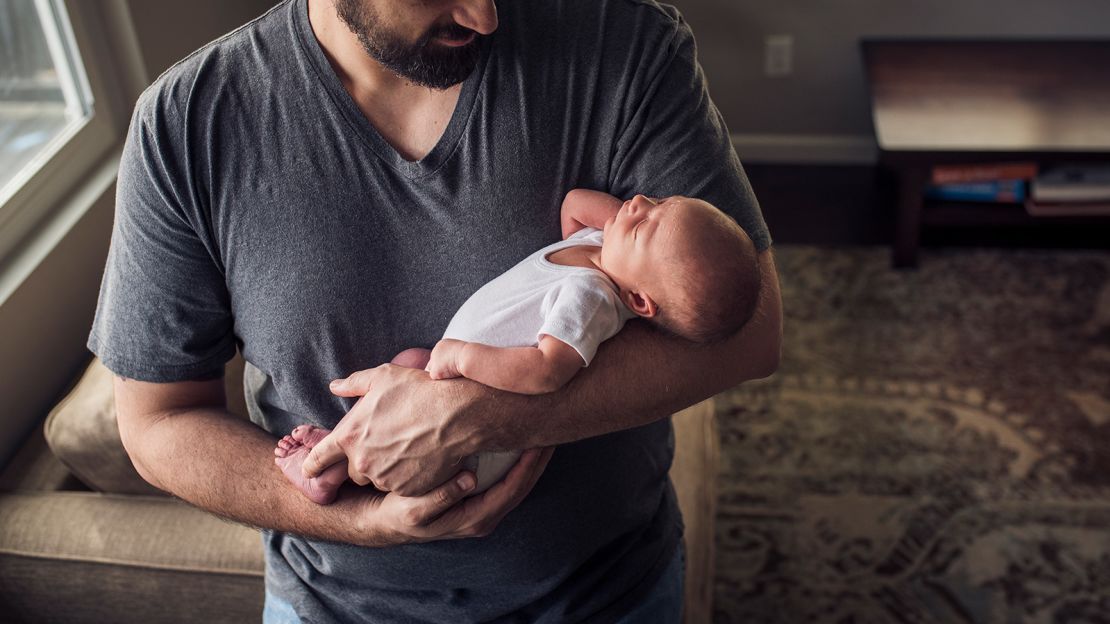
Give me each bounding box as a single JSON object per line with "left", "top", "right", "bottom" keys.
{"left": 426, "top": 336, "right": 584, "bottom": 395}
{"left": 305, "top": 248, "right": 781, "bottom": 494}
{"left": 114, "top": 377, "right": 552, "bottom": 545}
{"left": 560, "top": 189, "right": 624, "bottom": 239}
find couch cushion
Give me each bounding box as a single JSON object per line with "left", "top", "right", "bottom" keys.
{"left": 43, "top": 359, "right": 163, "bottom": 495}
{"left": 43, "top": 356, "right": 250, "bottom": 496}
{"left": 0, "top": 491, "right": 263, "bottom": 623}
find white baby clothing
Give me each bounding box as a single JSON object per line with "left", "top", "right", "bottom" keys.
{"left": 443, "top": 227, "right": 636, "bottom": 364}
{"left": 442, "top": 227, "right": 636, "bottom": 492}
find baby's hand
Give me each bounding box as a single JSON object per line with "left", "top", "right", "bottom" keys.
{"left": 426, "top": 339, "right": 466, "bottom": 380}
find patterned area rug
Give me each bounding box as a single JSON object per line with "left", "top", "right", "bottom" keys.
{"left": 713, "top": 245, "right": 1110, "bottom": 623}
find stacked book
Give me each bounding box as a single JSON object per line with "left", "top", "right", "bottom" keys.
{"left": 924, "top": 162, "right": 1037, "bottom": 204}
{"left": 1027, "top": 164, "right": 1110, "bottom": 216}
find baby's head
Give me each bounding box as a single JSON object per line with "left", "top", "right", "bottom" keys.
{"left": 600, "top": 194, "right": 761, "bottom": 343}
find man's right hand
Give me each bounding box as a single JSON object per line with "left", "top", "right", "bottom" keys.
{"left": 353, "top": 447, "right": 554, "bottom": 546}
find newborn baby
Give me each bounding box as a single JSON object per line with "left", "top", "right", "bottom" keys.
{"left": 274, "top": 189, "right": 762, "bottom": 503}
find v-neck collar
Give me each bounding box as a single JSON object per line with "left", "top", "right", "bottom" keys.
{"left": 291, "top": 0, "right": 490, "bottom": 180}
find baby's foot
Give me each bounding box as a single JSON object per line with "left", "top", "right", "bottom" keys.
{"left": 274, "top": 425, "right": 349, "bottom": 505}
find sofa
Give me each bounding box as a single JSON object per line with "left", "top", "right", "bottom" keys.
{"left": 0, "top": 354, "right": 720, "bottom": 623}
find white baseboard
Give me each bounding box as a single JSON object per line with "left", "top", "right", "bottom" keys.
{"left": 731, "top": 133, "right": 878, "bottom": 165}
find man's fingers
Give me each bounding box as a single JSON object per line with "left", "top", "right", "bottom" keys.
{"left": 401, "top": 471, "right": 476, "bottom": 528}
{"left": 301, "top": 433, "right": 345, "bottom": 478}
{"left": 433, "top": 448, "right": 552, "bottom": 537}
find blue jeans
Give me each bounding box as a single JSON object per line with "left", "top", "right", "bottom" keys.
{"left": 614, "top": 540, "right": 686, "bottom": 623}
{"left": 263, "top": 541, "right": 685, "bottom": 623}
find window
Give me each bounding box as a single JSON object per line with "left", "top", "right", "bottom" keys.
{"left": 0, "top": 0, "right": 93, "bottom": 198}
{"left": 0, "top": 0, "right": 139, "bottom": 265}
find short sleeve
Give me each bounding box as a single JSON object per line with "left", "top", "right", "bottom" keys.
{"left": 608, "top": 10, "right": 772, "bottom": 251}
{"left": 538, "top": 273, "right": 629, "bottom": 366}
{"left": 87, "top": 90, "right": 235, "bottom": 382}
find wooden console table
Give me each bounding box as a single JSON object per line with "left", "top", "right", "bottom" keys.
{"left": 861, "top": 40, "right": 1110, "bottom": 267}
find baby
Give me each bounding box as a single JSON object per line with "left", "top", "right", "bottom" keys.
{"left": 274, "top": 189, "right": 761, "bottom": 503}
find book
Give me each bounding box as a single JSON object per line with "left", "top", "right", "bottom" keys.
{"left": 924, "top": 180, "right": 1026, "bottom": 203}
{"left": 1025, "top": 199, "right": 1110, "bottom": 217}
{"left": 1032, "top": 165, "right": 1110, "bottom": 203}
{"left": 931, "top": 162, "right": 1038, "bottom": 185}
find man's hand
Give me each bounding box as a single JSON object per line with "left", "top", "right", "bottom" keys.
{"left": 426, "top": 339, "right": 466, "bottom": 380}
{"left": 358, "top": 447, "right": 554, "bottom": 546}
{"left": 301, "top": 363, "right": 483, "bottom": 495}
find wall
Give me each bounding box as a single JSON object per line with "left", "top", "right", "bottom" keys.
{"left": 126, "top": 0, "right": 276, "bottom": 78}
{"left": 673, "top": 0, "right": 1110, "bottom": 162}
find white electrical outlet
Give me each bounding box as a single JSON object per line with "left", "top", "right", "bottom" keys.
{"left": 764, "top": 35, "right": 794, "bottom": 77}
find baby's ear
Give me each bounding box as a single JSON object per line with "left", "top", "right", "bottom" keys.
{"left": 624, "top": 290, "right": 658, "bottom": 318}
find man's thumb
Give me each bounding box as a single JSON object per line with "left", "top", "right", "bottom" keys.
{"left": 301, "top": 435, "right": 344, "bottom": 478}
{"left": 329, "top": 371, "right": 370, "bottom": 397}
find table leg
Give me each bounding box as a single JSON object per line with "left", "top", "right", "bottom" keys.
{"left": 893, "top": 167, "right": 927, "bottom": 269}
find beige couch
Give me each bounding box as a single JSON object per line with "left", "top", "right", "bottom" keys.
{"left": 0, "top": 355, "right": 720, "bottom": 623}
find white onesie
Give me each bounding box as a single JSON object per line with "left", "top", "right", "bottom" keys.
{"left": 442, "top": 227, "right": 636, "bottom": 492}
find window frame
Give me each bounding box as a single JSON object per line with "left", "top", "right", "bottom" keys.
{"left": 0, "top": 0, "right": 145, "bottom": 265}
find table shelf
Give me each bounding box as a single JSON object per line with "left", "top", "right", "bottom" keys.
{"left": 921, "top": 201, "right": 1110, "bottom": 227}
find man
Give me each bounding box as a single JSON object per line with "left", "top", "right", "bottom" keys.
{"left": 91, "top": 0, "right": 782, "bottom": 621}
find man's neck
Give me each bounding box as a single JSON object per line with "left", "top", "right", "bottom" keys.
{"left": 305, "top": 0, "right": 464, "bottom": 161}
{"left": 306, "top": 0, "right": 453, "bottom": 104}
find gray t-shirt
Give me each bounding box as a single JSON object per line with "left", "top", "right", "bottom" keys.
{"left": 88, "top": 0, "right": 771, "bottom": 621}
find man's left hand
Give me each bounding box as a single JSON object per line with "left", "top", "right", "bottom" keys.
{"left": 301, "top": 364, "right": 480, "bottom": 496}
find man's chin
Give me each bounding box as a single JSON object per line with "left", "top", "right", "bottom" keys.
{"left": 394, "top": 55, "right": 480, "bottom": 90}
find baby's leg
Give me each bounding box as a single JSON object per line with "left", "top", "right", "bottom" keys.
{"left": 391, "top": 347, "right": 432, "bottom": 370}
{"left": 274, "top": 425, "right": 348, "bottom": 505}
{"left": 274, "top": 348, "right": 433, "bottom": 504}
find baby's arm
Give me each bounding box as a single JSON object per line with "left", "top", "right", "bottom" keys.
{"left": 427, "top": 336, "right": 584, "bottom": 395}
{"left": 560, "top": 189, "right": 624, "bottom": 239}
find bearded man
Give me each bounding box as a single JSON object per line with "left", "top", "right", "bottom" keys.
{"left": 90, "top": 0, "right": 782, "bottom": 621}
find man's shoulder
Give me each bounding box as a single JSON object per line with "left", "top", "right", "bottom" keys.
{"left": 508, "top": 0, "right": 686, "bottom": 42}
{"left": 516, "top": 0, "right": 682, "bottom": 27}
{"left": 133, "top": 0, "right": 292, "bottom": 123}
{"left": 503, "top": 0, "right": 693, "bottom": 77}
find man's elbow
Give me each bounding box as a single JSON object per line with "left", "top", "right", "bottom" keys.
{"left": 738, "top": 306, "right": 783, "bottom": 381}
{"left": 747, "top": 250, "right": 784, "bottom": 380}
{"left": 752, "top": 337, "right": 782, "bottom": 379}
{"left": 116, "top": 408, "right": 166, "bottom": 490}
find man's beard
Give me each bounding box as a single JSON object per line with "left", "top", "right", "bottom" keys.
{"left": 334, "top": 0, "right": 483, "bottom": 90}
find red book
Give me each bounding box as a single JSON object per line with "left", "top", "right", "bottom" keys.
{"left": 931, "top": 162, "right": 1039, "bottom": 185}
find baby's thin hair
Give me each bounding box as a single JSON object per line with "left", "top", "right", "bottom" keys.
{"left": 653, "top": 212, "right": 761, "bottom": 344}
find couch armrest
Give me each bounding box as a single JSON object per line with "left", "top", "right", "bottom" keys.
{"left": 0, "top": 491, "right": 263, "bottom": 623}
{"left": 670, "top": 398, "right": 720, "bottom": 624}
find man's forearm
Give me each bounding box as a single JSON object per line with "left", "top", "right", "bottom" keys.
{"left": 123, "top": 407, "right": 381, "bottom": 545}
{"left": 463, "top": 249, "right": 783, "bottom": 452}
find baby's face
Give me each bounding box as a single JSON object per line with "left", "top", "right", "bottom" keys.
{"left": 600, "top": 194, "right": 702, "bottom": 301}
